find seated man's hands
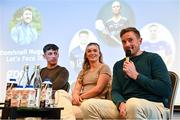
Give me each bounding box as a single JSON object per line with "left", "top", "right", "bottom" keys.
{"left": 119, "top": 102, "right": 126, "bottom": 119}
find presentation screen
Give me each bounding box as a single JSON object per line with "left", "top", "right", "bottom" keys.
{"left": 0, "top": 0, "right": 179, "bottom": 105}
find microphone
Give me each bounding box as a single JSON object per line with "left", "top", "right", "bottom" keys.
{"left": 125, "top": 50, "right": 131, "bottom": 62}
{"left": 124, "top": 50, "right": 131, "bottom": 78}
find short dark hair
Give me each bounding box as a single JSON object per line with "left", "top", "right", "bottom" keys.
{"left": 120, "top": 27, "right": 141, "bottom": 39}
{"left": 43, "top": 44, "right": 59, "bottom": 53}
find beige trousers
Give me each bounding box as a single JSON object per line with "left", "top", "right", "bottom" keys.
{"left": 80, "top": 98, "right": 120, "bottom": 119}
{"left": 80, "top": 98, "right": 169, "bottom": 120}
{"left": 126, "top": 98, "right": 168, "bottom": 120}
{"left": 55, "top": 90, "right": 83, "bottom": 120}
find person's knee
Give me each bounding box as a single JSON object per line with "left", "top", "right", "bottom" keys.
{"left": 55, "top": 90, "right": 70, "bottom": 99}
{"left": 55, "top": 90, "right": 71, "bottom": 106}
{"left": 80, "top": 99, "right": 97, "bottom": 111}
{"left": 80, "top": 98, "right": 99, "bottom": 117}
{"left": 126, "top": 98, "right": 142, "bottom": 113}
{"left": 55, "top": 89, "right": 69, "bottom": 96}
{"left": 80, "top": 99, "right": 102, "bottom": 119}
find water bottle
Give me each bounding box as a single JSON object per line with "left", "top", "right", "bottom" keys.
{"left": 5, "top": 78, "right": 17, "bottom": 107}
{"left": 21, "top": 85, "right": 36, "bottom": 107}
{"left": 18, "top": 64, "right": 30, "bottom": 88}
{"left": 40, "top": 78, "right": 53, "bottom": 108}
{"left": 11, "top": 85, "right": 23, "bottom": 107}
{"left": 31, "top": 65, "right": 42, "bottom": 108}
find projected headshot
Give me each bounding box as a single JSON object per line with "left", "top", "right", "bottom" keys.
{"left": 9, "top": 6, "right": 42, "bottom": 45}
{"left": 141, "top": 23, "right": 175, "bottom": 69}
{"left": 69, "top": 29, "right": 98, "bottom": 73}
{"left": 95, "top": 0, "right": 135, "bottom": 47}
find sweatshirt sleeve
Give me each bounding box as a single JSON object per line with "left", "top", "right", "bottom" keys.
{"left": 135, "top": 54, "right": 172, "bottom": 98}
{"left": 53, "top": 67, "right": 69, "bottom": 90}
